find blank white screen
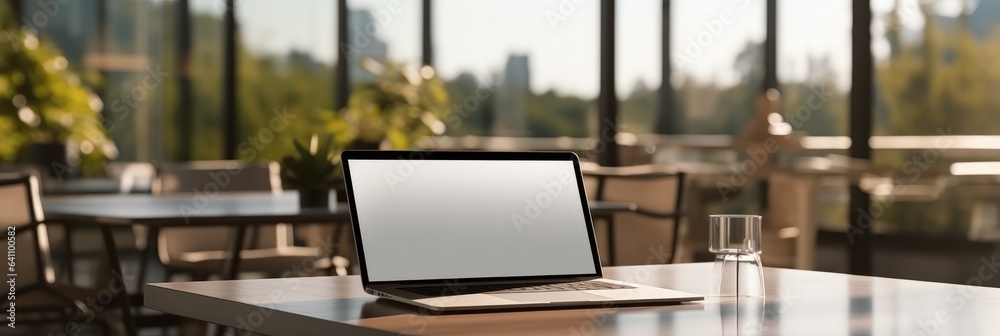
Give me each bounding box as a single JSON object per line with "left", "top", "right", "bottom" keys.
{"left": 347, "top": 159, "right": 597, "bottom": 282}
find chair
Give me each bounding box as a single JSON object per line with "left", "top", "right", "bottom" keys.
{"left": 105, "top": 161, "right": 156, "bottom": 194}
{"left": 0, "top": 164, "right": 47, "bottom": 187}
{"left": 153, "top": 161, "right": 343, "bottom": 279}
{"left": 0, "top": 174, "right": 114, "bottom": 334}
{"left": 581, "top": 163, "right": 687, "bottom": 266}
{"left": 762, "top": 172, "right": 818, "bottom": 269}
{"left": 102, "top": 162, "right": 159, "bottom": 256}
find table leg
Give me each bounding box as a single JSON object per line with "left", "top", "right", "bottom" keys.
{"left": 100, "top": 225, "right": 138, "bottom": 336}
{"left": 222, "top": 226, "right": 247, "bottom": 280}
{"left": 136, "top": 226, "right": 158, "bottom": 290}
{"left": 216, "top": 226, "right": 249, "bottom": 336}
{"left": 64, "top": 224, "right": 74, "bottom": 284}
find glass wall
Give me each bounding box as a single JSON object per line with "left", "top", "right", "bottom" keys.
{"left": 871, "top": 0, "right": 1000, "bottom": 237}
{"left": 346, "top": 0, "right": 420, "bottom": 86}
{"left": 616, "top": 0, "right": 660, "bottom": 135}
{"left": 672, "top": 0, "right": 765, "bottom": 135}
{"left": 873, "top": 0, "right": 1000, "bottom": 137}
{"left": 18, "top": 0, "right": 172, "bottom": 164}
{"left": 434, "top": 0, "right": 599, "bottom": 137}
{"left": 235, "top": 0, "right": 337, "bottom": 162}
{"left": 778, "top": 0, "right": 852, "bottom": 231}
{"left": 777, "top": 0, "right": 850, "bottom": 137}
{"left": 103, "top": 0, "right": 173, "bottom": 162}
{"left": 12, "top": 0, "right": 1000, "bottom": 241}
{"left": 188, "top": 0, "right": 225, "bottom": 160}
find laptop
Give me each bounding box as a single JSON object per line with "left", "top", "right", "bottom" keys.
{"left": 341, "top": 150, "right": 703, "bottom": 312}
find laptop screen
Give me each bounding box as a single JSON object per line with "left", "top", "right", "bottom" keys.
{"left": 345, "top": 155, "right": 598, "bottom": 283}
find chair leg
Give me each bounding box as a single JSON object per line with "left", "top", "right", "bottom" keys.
{"left": 65, "top": 224, "right": 76, "bottom": 284}
{"left": 325, "top": 223, "right": 346, "bottom": 276}
{"left": 213, "top": 323, "right": 229, "bottom": 336}
{"left": 222, "top": 226, "right": 248, "bottom": 280}
{"left": 332, "top": 256, "right": 350, "bottom": 276}
{"left": 40, "top": 285, "right": 85, "bottom": 312}
{"left": 96, "top": 317, "right": 113, "bottom": 336}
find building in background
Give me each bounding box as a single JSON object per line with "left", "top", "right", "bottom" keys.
{"left": 492, "top": 54, "right": 529, "bottom": 136}
{"left": 348, "top": 9, "right": 388, "bottom": 85}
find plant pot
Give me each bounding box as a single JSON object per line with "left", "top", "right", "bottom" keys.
{"left": 22, "top": 142, "right": 68, "bottom": 177}
{"left": 298, "top": 189, "right": 331, "bottom": 208}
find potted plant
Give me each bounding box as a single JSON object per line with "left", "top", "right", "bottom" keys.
{"left": 281, "top": 134, "right": 344, "bottom": 208}
{"left": 329, "top": 59, "right": 451, "bottom": 150}
{"left": 0, "top": 5, "right": 114, "bottom": 177}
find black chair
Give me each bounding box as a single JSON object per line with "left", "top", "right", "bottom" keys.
{"left": 105, "top": 161, "right": 156, "bottom": 194}
{"left": 0, "top": 174, "right": 115, "bottom": 335}
{"left": 581, "top": 163, "right": 687, "bottom": 266}
{"left": 153, "top": 161, "right": 344, "bottom": 280}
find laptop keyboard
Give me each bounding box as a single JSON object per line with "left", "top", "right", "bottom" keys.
{"left": 402, "top": 280, "right": 635, "bottom": 297}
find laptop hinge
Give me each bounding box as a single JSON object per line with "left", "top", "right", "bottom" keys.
{"left": 378, "top": 275, "right": 602, "bottom": 288}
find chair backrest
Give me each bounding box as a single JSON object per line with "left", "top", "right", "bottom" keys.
{"left": 581, "top": 164, "right": 686, "bottom": 265}
{"left": 0, "top": 174, "right": 54, "bottom": 286}
{"left": 106, "top": 161, "right": 157, "bottom": 194}
{"left": 0, "top": 164, "right": 47, "bottom": 189}
{"left": 153, "top": 161, "right": 287, "bottom": 266}
{"left": 154, "top": 161, "right": 281, "bottom": 195}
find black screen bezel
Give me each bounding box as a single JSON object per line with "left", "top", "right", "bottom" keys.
{"left": 340, "top": 150, "right": 604, "bottom": 287}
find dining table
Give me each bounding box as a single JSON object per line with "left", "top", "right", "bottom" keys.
{"left": 41, "top": 191, "right": 637, "bottom": 336}
{"left": 144, "top": 262, "right": 1000, "bottom": 335}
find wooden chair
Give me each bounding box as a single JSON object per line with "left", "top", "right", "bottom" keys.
{"left": 581, "top": 163, "right": 687, "bottom": 266}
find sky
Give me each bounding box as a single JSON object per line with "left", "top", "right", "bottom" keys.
{"left": 190, "top": 0, "right": 978, "bottom": 99}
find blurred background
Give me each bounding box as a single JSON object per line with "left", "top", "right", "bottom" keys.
{"left": 2, "top": 0, "right": 1000, "bottom": 330}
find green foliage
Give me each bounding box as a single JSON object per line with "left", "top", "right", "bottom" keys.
{"left": 280, "top": 134, "right": 343, "bottom": 190}
{"left": 441, "top": 75, "right": 495, "bottom": 136}
{"left": 526, "top": 90, "right": 591, "bottom": 137}
{"left": 619, "top": 81, "right": 658, "bottom": 134}
{"left": 0, "top": 6, "right": 113, "bottom": 170}
{"left": 333, "top": 59, "right": 451, "bottom": 149}
{"left": 234, "top": 46, "right": 338, "bottom": 162}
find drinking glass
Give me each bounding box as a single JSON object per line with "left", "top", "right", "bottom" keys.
{"left": 709, "top": 214, "right": 765, "bottom": 297}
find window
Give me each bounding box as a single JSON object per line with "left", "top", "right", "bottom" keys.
{"left": 188, "top": 0, "right": 225, "bottom": 160}
{"left": 616, "top": 0, "right": 661, "bottom": 135}
{"left": 346, "top": 0, "right": 421, "bottom": 87}
{"left": 102, "top": 0, "right": 174, "bottom": 161}
{"left": 777, "top": 0, "right": 849, "bottom": 137}
{"left": 19, "top": 0, "right": 98, "bottom": 64}
{"left": 434, "top": 0, "right": 599, "bottom": 137}
{"left": 19, "top": 0, "right": 173, "bottom": 162}
{"left": 234, "top": 0, "right": 337, "bottom": 162}
{"left": 672, "top": 0, "right": 765, "bottom": 135}
{"left": 873, "top": 0, "right": 1000, "bottom": 137}
{"left": 778, "top": 0, "right": 852, "bottom": 231}
{"left": 870, "top": 0, "right": 1000, "bottom": 236}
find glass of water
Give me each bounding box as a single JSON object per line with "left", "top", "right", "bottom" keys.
{"left": 709, "top": 214, "right": 765, "bottom": 297}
